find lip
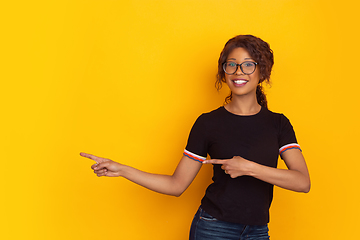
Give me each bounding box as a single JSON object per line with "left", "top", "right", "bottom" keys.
{"left": 231, "top": 78, "right": 248, "bottom": 87}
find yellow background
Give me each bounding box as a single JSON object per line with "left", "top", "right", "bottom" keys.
{"left": 1, "top": 0, "right": 359, "bottom": 239}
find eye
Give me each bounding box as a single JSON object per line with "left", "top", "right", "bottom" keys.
{"left": 243, "top": 62, "right": 254, "bottom": 67}
{"left": 227, "top": 62, "right": 236, "bottom": 67}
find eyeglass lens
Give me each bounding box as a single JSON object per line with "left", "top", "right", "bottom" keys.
{"left": 223, "top": 61, "right": 256, "bottom": 75}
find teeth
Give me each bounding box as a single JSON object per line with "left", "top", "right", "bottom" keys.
{"left": 234, "top": 80, "right": 247, "bottom": 84}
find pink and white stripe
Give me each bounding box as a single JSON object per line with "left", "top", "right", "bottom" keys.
{"left": 279, "top": 143, "right": 301, "bottom": 155}
{"left": 183, "top": 149, "right": 206, "bottom": 163}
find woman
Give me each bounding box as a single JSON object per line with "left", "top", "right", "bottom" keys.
{"left": 80, "top": 35, "right": 310, "bottom": 240}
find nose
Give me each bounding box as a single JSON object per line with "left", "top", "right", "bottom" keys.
{"left": 235, "top": 65, "right": 244, "bottom": 75}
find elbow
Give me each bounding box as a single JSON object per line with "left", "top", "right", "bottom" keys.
{"left": 289, "top": 176, "right": 310, "bottom": 193}
{"left": 173, "top": 189, "right": 185, "bottom": 197}
{"left": 294, "top": 172, "right": 311, "bottom": 193}
{"left": 173, "top": 185, "right": 188, "bottom": 197}
{"left": 300, "top": 186, "right": 310, "bottom": 193}
{"left": 171, "top": 181, "right": 187, "bottom": 197}
{"left": 299, "top": 180, "right": 311, "bottom": 193}
{"left": 303, "top": 182, "right": 311, "bottom": 193}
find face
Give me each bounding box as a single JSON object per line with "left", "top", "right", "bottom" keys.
{"left": 224, "top": 47, "right": 260, "bottom": 98}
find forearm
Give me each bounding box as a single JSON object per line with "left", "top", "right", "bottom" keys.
{"left": 119, "top": 156, "right": 202, "bottom": 197}
{"left": 248, "top": 163, "right": 310, "bottom": 193}
{"left": 84, "top": 153, "right": 202, "bottom": 197}
{"left": 120, "top": 165, "right": 183, "bottom": 197}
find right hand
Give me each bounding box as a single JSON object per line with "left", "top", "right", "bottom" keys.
{"left": 80, "top": 152, "right": 124, "bottom": 177}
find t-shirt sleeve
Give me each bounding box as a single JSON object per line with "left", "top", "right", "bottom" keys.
{"left": 183, "top": 114, "right": 208, "bottom": 162}
{"left": 278, "top": 114, "right": 302, "bottom": 158}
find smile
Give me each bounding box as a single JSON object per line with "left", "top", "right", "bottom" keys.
{"left": 234, "top": 80, "right": 247, "bottom": 84}
{"left": 232, "top": 79, "right": 248, "bottom": 86}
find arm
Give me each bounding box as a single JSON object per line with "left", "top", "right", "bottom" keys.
{"left": 203, "top": 149, "right": 310, "bottom": 193}
{"left": 80, "top": 153, "right": 202, "bottom": 197}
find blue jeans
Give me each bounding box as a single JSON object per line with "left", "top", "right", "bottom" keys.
{"left": 189, "top": 207, "right": 270, "bottom": 240}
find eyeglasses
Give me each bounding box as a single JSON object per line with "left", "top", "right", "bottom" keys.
{"left": 223, "top": 61, "right": 258, "bottom": 75}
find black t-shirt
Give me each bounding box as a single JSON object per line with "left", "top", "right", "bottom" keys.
{"left": 184, "top": 106, "right": 301, "bottom": 225}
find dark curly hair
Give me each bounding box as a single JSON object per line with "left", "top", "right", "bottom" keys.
{"left": 215, "top": 35, "right": 274, "bottom": 108}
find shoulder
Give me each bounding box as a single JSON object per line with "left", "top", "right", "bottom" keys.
{"left": 191, "top": 107, "right": 226, "bottom": 129}
{"left": 262, "top": 108, "right": 290, "bottom": 121}
{"left": 261, "top": 108, "right": 293, "bottom": 130}
{"left": 262, "top": 108, "right": 284, "bottom": 117}
{"left": 197, "top": 107, "right": 226, "bottom": 120}
{"left": 204, "top": 106, "right": 225, "bottom": 115}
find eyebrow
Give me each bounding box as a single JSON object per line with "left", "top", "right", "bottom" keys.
{"left": 227, "top": 57, "right": 253, "bottom": 61}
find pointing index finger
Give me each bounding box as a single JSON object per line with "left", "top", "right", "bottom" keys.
{"left": 80, "top": 152, "right": 102, "bottom": 163}
{"left": 203, "top": 159, "right": 226, "bottom": 165}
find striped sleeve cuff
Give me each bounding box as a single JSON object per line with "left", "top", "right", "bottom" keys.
{"left": 183, "top": 149, "right": 206, "bottom": 163}
{"left": 279, "top": 143, "right": 302, "bottom": 155}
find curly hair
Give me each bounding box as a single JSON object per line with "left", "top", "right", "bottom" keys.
{"left": 215, "top": 35, "right": 274, "bottom": 108}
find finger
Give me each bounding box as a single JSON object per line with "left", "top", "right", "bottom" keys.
{"left": 96, "top": 172, "right": 107, "bottom": 177}
{"left": 94, "top": 168, "right": 107, "bottom": 174}
{"left": 80, "top": 152, "right": 103, "bottom": 163}
{"left": 93, "top": 162, "right": 110, "bottom": 170}
{"left": 203, "top": 159, "right": 226, "bottom": 164}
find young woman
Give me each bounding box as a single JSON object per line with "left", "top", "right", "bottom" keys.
{"left": 81, "top": 35, "right": 310, "bottom": 240}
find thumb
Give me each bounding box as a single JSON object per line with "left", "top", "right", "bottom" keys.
{"left": 93, "top": 161, "right": 111, "bottom": 170}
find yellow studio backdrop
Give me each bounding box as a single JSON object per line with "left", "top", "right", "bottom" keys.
{"left": 1, "top": 0, "right": 359, "bottom": 239}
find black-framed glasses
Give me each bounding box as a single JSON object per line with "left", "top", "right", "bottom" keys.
{"left": 223, "top": 61, "right": 258, "bottom": 75}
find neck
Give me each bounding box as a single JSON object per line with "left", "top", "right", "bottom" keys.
{"left": 225, "top": 95, "right": 261, "bottom": 116}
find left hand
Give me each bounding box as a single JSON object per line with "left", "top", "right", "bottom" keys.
{"left": 203, "top": 156, "right": 254, "bottom": 178}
